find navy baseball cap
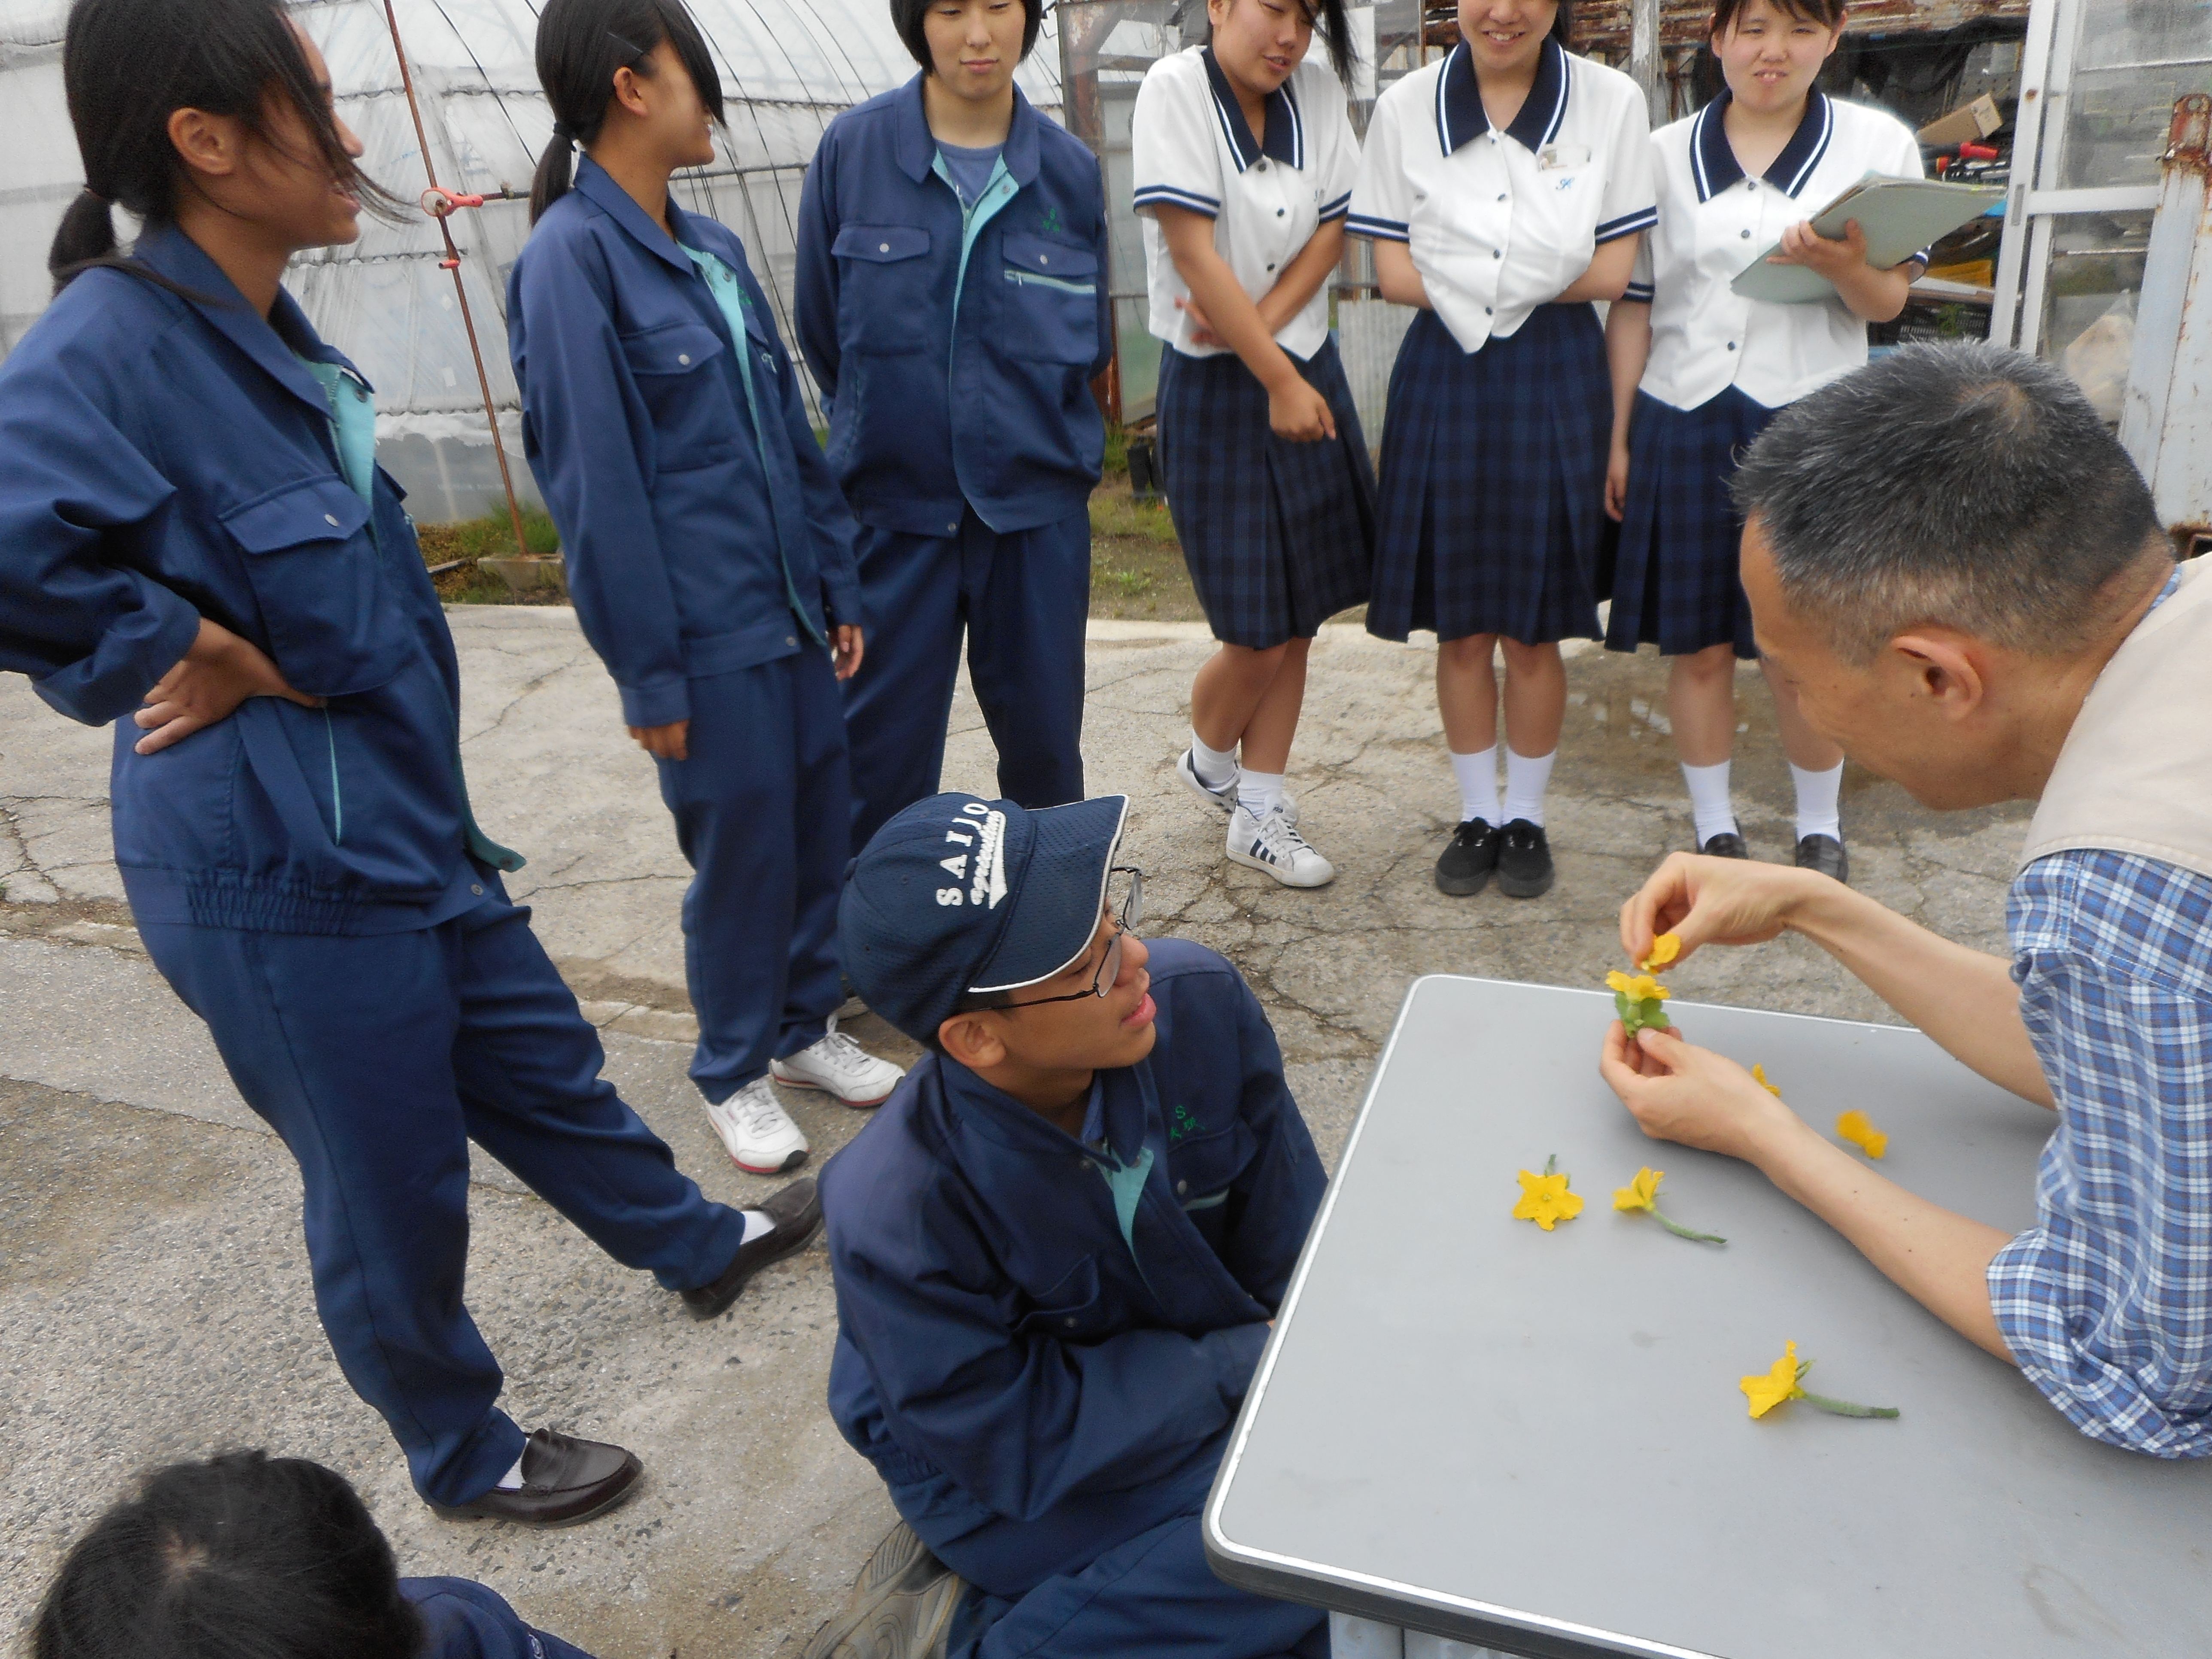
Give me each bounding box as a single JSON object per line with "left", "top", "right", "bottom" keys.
{"left": 840, "top": 792, "right": 1131, "bottom": 1044}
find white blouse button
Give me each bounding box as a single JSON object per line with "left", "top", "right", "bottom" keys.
{"left": 1740, "top": 230, "right": 1751, "bottom": 239}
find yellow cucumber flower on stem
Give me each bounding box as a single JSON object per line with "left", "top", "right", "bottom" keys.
{"left": 1605, "top": 971, "right": 1673, "bottom": 1036}
{"left": 1512, "top": 1153, "right": 1584, "bottom": 1231}
{"left": 1739, "top": 1340, "right": 1899, "bottom": 1421}
{"left": 1641, "top": 932, "right": 1681, "bottom": 971}
{"left": 1835, "top": 1109, "right": 1890, "bottom": 1159}
{"left": 1612, "top": 1166, "right": 1726, "bottom": 1245}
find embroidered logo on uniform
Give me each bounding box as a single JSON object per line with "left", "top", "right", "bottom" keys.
{"left": 1040, "top": 205, "right": 1064, "bottom": 236}
{"left": 1170, "top": 1104, "right": 1204, "bottom": 1143}
{"left": 935, "top": 801, "right": 1010, "bottom": 908}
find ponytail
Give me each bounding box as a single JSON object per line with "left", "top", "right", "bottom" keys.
{"left": 529, "top": 0, "right": 724, "bottom": 225}
{"left": 48, "top": 189, "right": 119, "bottom": 290}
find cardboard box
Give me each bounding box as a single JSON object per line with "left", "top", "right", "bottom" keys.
{"left": 1918, "top": 93, "right": 2003, "bottom": 148}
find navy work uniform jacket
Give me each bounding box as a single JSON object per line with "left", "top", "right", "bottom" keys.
{"left": 0, "top": 227, "right": 516, "bottom": 934}
{"left": 507, "top": 158, "right": 861, "bottom": 731}
{"left": 795, "top": 78, "right": 1113, "bottom": 538}
{"left": 404, "top": 1577, "right": 595, "bottom": 1659}
{"left": 820, "top": 940, "right": 1325, "bottom": 1594}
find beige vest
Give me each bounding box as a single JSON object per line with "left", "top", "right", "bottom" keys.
{"left": 2019, "top": 558, "right": 2212, "bottom": 880}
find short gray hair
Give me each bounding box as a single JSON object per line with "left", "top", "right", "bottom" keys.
{"left": 1730, "top": 343, "right": 2167, "bottom": 663}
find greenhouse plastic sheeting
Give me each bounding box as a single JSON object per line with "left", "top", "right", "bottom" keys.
{"left": 0, "top": 0, "right": 1063, "bottom": 521}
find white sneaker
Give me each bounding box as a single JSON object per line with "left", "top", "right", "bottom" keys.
{"left": 704, "top": 1076, "right": 810, "bottom": 1174}
{"left": 1226, "top": 801, "right": 1335, "bottom": 887}
{"left": 770, "top": 1017, "right": 905, "bottom": 1108}
{"left": 1176, "top": 746, "right": 1298, "bottom": 825}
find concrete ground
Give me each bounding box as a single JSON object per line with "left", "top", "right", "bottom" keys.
{"left": 0, "top": 608, "right": 2030, "bottom": 1655}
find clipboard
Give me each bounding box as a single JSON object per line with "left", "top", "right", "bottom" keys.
{"left": 1729, "top": 172, "right": 2005, "bottom": 305}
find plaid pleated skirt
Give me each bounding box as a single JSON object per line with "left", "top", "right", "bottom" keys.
{"left": 1156, "top": 337, "right": 1377, "bottom": 649}
{"left": 1369, "top": 304, "right": 1609, "bottom": 645}
{"left": 1605, "top": 385, "right": 1781, "bottom": 660}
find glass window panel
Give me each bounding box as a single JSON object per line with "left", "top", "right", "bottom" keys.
{"left": 2053, "top": 0, "right": 2212, "bottom": 190}
{"left": 2037, "top": 209, "right": 2156, "bottom": 423}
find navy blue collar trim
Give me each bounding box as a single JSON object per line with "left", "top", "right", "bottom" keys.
{"left": 1435, "top": 36, "right": 1570, "bottom": 157}
{"left": 1201, "top": 46, "right": 1303, "bottom": 172}
{"left": 1690, "top": 89, "right": 1833, "bottom": 202}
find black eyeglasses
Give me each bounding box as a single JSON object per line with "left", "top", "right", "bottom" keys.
{"left": 993, "top": 867, "right": 1145, "bottom": 1011}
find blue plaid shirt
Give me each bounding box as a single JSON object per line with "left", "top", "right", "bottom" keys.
{"left": 1991, "top": 845, "right": 2212, "bottom": 1457}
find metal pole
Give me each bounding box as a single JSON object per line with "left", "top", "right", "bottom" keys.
{"left": 378, "top": 0, "right": 531, "bottom": 561}
{"left": 1628, "top": 0, "right": 1665, "bottom": 129}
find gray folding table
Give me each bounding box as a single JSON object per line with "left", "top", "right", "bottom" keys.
{"left": 1204, "top": 975, "right": 2211, "bottom": 1659}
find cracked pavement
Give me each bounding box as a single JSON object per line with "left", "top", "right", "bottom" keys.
{"left": 0, "top": 607, "right": 2028, "bottom": 1654}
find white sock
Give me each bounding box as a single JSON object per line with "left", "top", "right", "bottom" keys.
{"left": 1681, "top": 760, "right": 1736, "bottom": 845}
{"left": 1449, "top": 747, "right": 1500, "bottom": 826}
{"left": 1190, "top": 731, "right": 1237, "bottom": 789}
{"left": 1501, "top": 748, "right": 1556, "bottom": 828}
{"left": 1790, "top": 760, "right": 1844, "bottom": 841}
{"left": 739, "top": 1208, "right": 775, "bottom": 1246}
{"left": 494, "top": 1450, "right": 526, "bottom": 1491}
{"left": 1237, "top": 769, "right": 1285, "bottom": 820}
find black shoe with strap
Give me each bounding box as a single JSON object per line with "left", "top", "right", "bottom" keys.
{"left": 429, "top": 1428, "right": 642, "bottom": 1527}
{"left": 1495, "top": 819, "right": 1554, "bottom": 899}
{"left": 1434, "top": 817, "right": 1500, "bottom": 896}
{"left": 681, "top": 1176, "right": 823, "bottom": 1322}
{"left": 1698, "top": 823, "right": 1750, "bottom": 860}
{"left": 1794, "top": 832, "right": 1849, "bottom": 884}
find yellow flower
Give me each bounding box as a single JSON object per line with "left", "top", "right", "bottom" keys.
{"left": 1836, "top": 1110, "right": 1890, "bottom": 1159}
{"left": 1512, "top": 1167, "right": 1585, "bottom": 1231}
{"left": 1641, "top": 932, "right": 1681, "bottom": 971}
{"left": 1751, "top": 1063, "right": 1782, "bottom": 1098}
{"left": 1613, "top": 1166, "right": 1663, "bottom": 1212}
{"left": 1604, "top": 969, "right": 1635, "bottom": 997}
{"left": 1740, "top": 1341, "right": 1807, "bottom": 1419}
{"left": 1627, "top": 974, "right": 1669, "bottom": 1003}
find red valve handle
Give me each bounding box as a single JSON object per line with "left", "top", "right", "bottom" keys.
{"left": 420, "top": 187, "right": 488, "bottom": 217}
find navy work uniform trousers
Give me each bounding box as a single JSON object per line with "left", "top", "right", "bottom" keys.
{"left": 142, "top": 890, "right": 747, "bottom": 1509}
{"left": 841, "top": 506, "right": 1089, "bottom": 858}
{"left": 655, "top": 647, "right": 849, "bottom": 1103}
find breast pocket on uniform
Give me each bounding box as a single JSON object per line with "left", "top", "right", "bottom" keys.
{"left": 1000, "top": 233, "right": 1100, "bottom": 367}
{"left": 1014, "top": 1253, "right": 1108, "bottom": 1343}
{"left": 220, "top": 477, "right": 409, "bottom": 699}
{"left": 833, "top": 224, "right": 932, "bottom": 357}
{"left": 617, "top": 320, "right": 739, "bottom": 474}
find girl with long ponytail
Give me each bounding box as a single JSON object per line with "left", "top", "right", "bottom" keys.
{"left": 0, "top": 0, "right": 807, "bottom": 1529}
{"left": 506, "top": 0, "right": 905, "bottom": 1176}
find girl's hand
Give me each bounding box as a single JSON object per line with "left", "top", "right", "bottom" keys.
{"left": 1770, "top": 217, "right": 1872, "bottom": 280}
{"left": 1267, "top": 376, "right": 1337, "bottom": 443}
{"left": 629, "top": 720, "right": 689, "bottom": 762}
{"left": 1619, "top": 850, "right": 1825, "bottom": 966}
{"left": 1174, "top": 294, "right": 1228, "bottom": 349}
{"left": 133, "top": 617, "right": 322, "bottom": 755}
{"left": 1599, "top": 1021, "right": 1801, "bottom": 1164}
{"left": 1604, "top": 436, "right": 1631, "bottom": 522}
{"left": 832, "top": 624, "right": 864, "bottom": 681}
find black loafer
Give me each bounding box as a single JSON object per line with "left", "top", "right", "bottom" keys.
{"left": 1699, "top": 824, "right": 1750, "bottom": 859}
{"left": 1495, "top": 819, "right": 1554, "bottom": 899}
{"left": 430, "top": 1428, "right": 642, "bottom": 1527}
{"left": 681, "top": 1176, "right": 823, "bottom": 1321}
{"left": 1794, "top": 833, "right": 1849, "bottom": 884}
{"left": 1434, "top": 817, "right": 1499, "bottom": 896}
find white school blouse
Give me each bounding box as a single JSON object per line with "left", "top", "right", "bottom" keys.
{"left": 1131, "top": 46, "right": 1360, "bottom": 362}
{"left": 1629, "top": 91, "right": 1926, "bottom": 411}
{"left": 1347, "top": 36, "right": 1655, "bottom": 353}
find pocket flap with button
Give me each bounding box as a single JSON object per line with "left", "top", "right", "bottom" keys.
{"left": 223, "top": 477, "right": 371, "bottom": 554}
{"left": 1001, "top": 234, "right": 1097, "bottom": 280}
{"left": 1015, "top": 1254, "right": 1104, "bottom": 1337}
{"left": 834, "top": 224, "right": 931, "bottom": 264}
{"left": 619, "top": 321, "right": 724, "bottom": 376}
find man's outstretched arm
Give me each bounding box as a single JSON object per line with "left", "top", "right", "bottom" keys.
{"left": 1622, "top": 853, "right": 2054, "bottom": 1108}
{"left": 1600, "top": 1024, "right": 2016, "bottom": 1361}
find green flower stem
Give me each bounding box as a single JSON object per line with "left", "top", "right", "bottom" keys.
{"left": 1799, "top": 1389, "right": 1900, "bottom": 1419}
{"left": 1650, "top": 1207, "right": 1726, "bottom": 1246}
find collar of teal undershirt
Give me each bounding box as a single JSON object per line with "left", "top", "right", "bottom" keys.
{"left": 296, "top": 357, "right": 378, "bottom": 517}
{"left": 934, "top": 150, "right": 1018, "bottom": 347}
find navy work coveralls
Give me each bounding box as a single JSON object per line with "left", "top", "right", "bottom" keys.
{"left": 820, "top": 940, "right": 1329, "bottom": 1659}
{"left": 404, "top": 1578, "right": 596, "bottom": 1659}
{"left": 796, "top": 78, "right": 1112, "bottom": 858}
{"left": 0, "top": 227, "right": 746, "bottom": 1506}
{"left": 509, "top": 159, "right": 863, "bottom": 1103}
